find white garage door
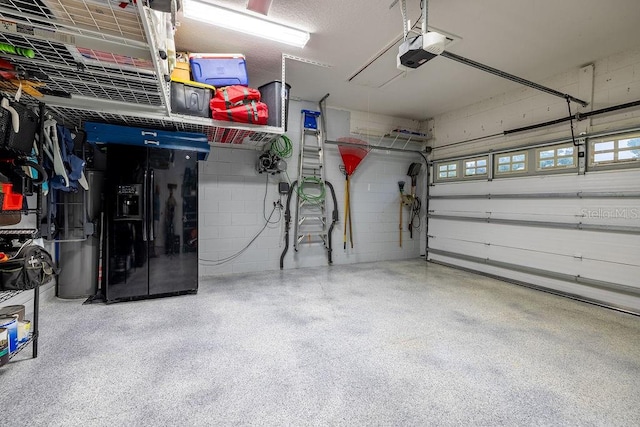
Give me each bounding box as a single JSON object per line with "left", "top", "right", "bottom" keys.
{"left": 428, "top": 134, "right": 640, "bottom": 314}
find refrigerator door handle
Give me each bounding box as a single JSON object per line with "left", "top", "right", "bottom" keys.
{"left": 142, "top": 169, "right": 148, "bottom": 242}
{"left": 150, "top": 169, "right": 155, "bottom": 241}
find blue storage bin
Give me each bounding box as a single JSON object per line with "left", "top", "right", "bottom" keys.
{"left": 189, "top": 53, "right": 249, "bottom": 87}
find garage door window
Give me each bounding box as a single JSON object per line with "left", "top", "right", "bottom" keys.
{"left": 591, "top": 135, "right": 640, "bottom": 166}
{"left": 536, "top": 145, "right": 576, "bottom": 170}
{"left": 438, "top": 162, "right": 458, "bottom": 179}
{"left": 495, "top": 152, "right": 527, "bottom": 175}
{"left": 464, "top": 157, "right": 488, "bottom": 177}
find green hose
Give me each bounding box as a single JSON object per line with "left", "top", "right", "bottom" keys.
{"left": 271, "top": 134, "right": 293, "bottom": 158}
{"left": 297, "top": 176, "right": 326, "bottom": 205}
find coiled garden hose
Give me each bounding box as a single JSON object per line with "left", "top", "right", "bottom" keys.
{"left": 296, "top": 176, "right": 325, "bottom": 205}
{"left": 270, "top": 134, "right": 293, "bottom": 159}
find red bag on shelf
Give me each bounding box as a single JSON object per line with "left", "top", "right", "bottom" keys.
{"left": 210, "top": 85, "right": 261, "bottom": 111}
{"left": 212, "top": 100, "right": 268, "bottom": 125}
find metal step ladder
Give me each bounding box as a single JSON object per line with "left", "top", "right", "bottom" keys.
{"left": 294, "top": 110, "right": 328, "bottom": 250}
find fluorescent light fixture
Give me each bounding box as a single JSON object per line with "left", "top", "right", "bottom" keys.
{"left": 183, "top": 0, "right": 310, "bottom": 48}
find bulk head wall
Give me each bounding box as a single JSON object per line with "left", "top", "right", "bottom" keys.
{"left": 431, "top": 49, "right": 640, "bottom": 159}
{"left": 197, "top": 101, "right": 427, "bottom": 276}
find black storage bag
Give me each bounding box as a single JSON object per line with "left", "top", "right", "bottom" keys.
{"left": 0, "top": 245, "right": 58, "bottom": 290}
{"left": 0, "top": 99, "right": 38, "bottom": 155}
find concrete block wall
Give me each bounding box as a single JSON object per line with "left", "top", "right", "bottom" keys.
{"left": 430, "top": 48, "right": 640, "bottom": 159}
{"left": 198, "top": 100, "right": 426, "bottom": 277}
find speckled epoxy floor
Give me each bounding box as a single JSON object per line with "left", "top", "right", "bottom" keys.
{"left": 1, "top": 260, "right": 639, "bottom": 426}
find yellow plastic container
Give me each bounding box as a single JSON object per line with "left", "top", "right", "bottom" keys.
{"left": 170, "top": 62, "right": 191, "bottom": 82}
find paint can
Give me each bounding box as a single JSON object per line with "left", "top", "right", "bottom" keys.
{"left": 0, "top": 315, "right": 18, "bottom": 353}
{"left": 0, "top": 305, "right": 25, "bottom": 322}
{"left": 0, "top": 327, "right": 8, "bottom": 366}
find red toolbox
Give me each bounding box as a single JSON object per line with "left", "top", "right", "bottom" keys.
{"left": 189, "top": 53, "right": 249, "bottom": 87}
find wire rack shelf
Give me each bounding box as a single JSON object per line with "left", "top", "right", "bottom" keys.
{"left": 0, "top": 0, "right": 284, "bottom": 146}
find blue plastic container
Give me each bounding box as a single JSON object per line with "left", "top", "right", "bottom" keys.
{"left": 189, "top": 53, "right": 248, "bottom": 87}
{"left": 0, "top": 315, "right": 18, "bottom": 353}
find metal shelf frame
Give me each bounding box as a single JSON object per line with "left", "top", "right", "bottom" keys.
{"left": 0, "top": 0, "right": 285, "bottom": 147}
{"left": 350, "top": 129, "right": 432, "bottom": 150}
{"left": 0, "top": 101, "right": 46, "bottom": 364}
{"left": 0, "top": 286, "right": 39, "bottom": 360}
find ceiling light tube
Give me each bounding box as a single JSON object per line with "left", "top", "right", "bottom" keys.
{"left": 183, "top": 0, "right": 310, "bottom": 48}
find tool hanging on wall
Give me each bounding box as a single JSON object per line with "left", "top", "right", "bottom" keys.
{"left": 294, "top": 110, "right": 328, "bottom": 251}
{"left": 397, "top": 163, "right": 422, "bottom": 245}
{"left": 398, "top": 180, "right": 405, "bottom": 247}
{"left": 337, "top": 137, "right": 370, "bottom": 249}
{"left": 283, "top": 107, "right": 339, "bottom": 266}
{"left": 397, "top": 163, "right": 422, "bottom": 246}
{"left": 406, "top": 162, "right": 421, "bottom": 238}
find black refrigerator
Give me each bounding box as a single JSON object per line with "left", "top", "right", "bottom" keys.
{"left": 85, "top": 122, "right": 209, "bottom": 303}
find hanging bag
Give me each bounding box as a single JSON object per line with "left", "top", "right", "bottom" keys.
{"left": 0, "top": 244, "right": 58, "bottom": 291}
{"left": 0, "top": 98, "right": 38, "bottom": 155}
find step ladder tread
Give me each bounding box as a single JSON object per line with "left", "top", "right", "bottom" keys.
{"left": 298, "top": 223, "right": 327, "bottom": 229}
{"left": 299, "top": 210, "right": 326, "bottom": 215}
{"left": 296, "top": 239, "right": 327, "bottom": 243}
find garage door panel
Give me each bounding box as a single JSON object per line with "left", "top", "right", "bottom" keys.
{"left": 428, "top": 254, "right": 640, "bottom": 313}
{"left": 431, "top": 199, "right": 640, "bottom": 228}
{"left": 579, "top": 259, "right": 640, "bottom": 288}
{"left": 431, "top": 169, "right": 640, "bottom": 195}
{"left": 430, "top": 220, "right": 640, "bottom": 266}
{"left": 430, "top": 237, "right": 579, "bottom": 274}
{"left": 430, "top": 235, "right": 638, "bottom": 288}
{"left": 429, "top": 167, "right": 640, "bottom": 312}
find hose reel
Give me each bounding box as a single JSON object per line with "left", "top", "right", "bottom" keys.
{"left": 256, "top": 135, "right": 291, "bottom": 175}
{"left": 256, "top": 151, "right": 287, "bottom": 175}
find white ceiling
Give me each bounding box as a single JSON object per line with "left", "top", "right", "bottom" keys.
{"left": 176, "top": 0, "right": 640, "bottom": 121}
